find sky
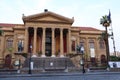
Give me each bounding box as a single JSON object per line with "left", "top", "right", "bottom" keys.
{"left": 0, "top": 0, "right": 120, "bottom": 53}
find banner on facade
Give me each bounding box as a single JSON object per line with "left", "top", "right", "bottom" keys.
{"left": 90, "top": 48, "right": 95, "bottom": 58}
{"left": 109, "top": 61, "right": 120, "bottom": 68}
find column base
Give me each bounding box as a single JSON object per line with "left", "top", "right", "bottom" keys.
{"left": 60, "top": 55, "right": 64, "bottom": 57}
{"left": 106, "top": 67, "right": 110, "bottom": 71}
{"left": 41, "top": 55, "right": 46, "bottom": 57}
{"left": 32, "top": 55, "right": 37, "bottom": 57}
{"left": 51, "top": 55, "right": 56, "bottom": 57}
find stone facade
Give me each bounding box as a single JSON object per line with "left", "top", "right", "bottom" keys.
{"left": 0, "top": 10, "right": 106, "bottom": 68}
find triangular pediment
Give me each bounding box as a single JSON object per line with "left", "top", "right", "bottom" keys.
{"left": 34, "top": 16, "right": 64, "bottom": 22}
{"left": 23, "top": 11, "right": 74, "bottom": 24}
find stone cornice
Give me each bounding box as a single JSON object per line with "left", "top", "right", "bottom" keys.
{"left": 23, "top": 11, "right": 74, "bottom": 24}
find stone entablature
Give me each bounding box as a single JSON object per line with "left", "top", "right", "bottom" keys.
{"left": 25, "top": 22, "right": 71, "bottom": 29}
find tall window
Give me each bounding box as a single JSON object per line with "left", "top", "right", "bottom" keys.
{"left": 6, "top": 38, "right": 13, "bottom": 48}
{"left": 89, "top": 39, "right": 95, "bottom": 58}
{"left": 89, "top": 39, "right": 96, "bottom": 65}
{"left": 80, "top": 39, "right": 85, "bottom": 47}
{"left": 17, "top": 40, "right": 24, "bottom": 52}
{"left": 71, "top": 36, "right": 76, "bottom": 52}
{"left": 17, "top": 34, "right": 24, "bottom": 52}
{"left": 99, "top": 39, "right": 105, "bottom": 49}
{"left": 89, "top": 39, "right": 94, "bottom": 49}
{"left": 71, "top": 40, "right": 75, "bottom": 51}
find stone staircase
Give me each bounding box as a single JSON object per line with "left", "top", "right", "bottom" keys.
{"left": 109, "top": 68, "right": 120, "bottom": 72}
{"left": 0, "top": 69, "right": 18, "bottom": 75}
{"left": 22, "top": 57, "right": 75, "bottom": 73}
{"left": 88, "top": 67, "right": 107, "bottom": 72}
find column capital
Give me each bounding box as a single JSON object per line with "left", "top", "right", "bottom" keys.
{"left": 68, "top": 28, "right": 71, "bottom": 31}
{"left": 42, "top": 27, "right": 46, "bottom": 30}
{"left": 34, "top": 27, "right": 38, "bottom": 30}
{"left": 60, "top": 28, "right": 63, "bottom": 31}
{"left": 52, "top": 28, "right": 55, "bottom": 31}
{"left": 25, "top": 27, "right": 29, "bottom": 29}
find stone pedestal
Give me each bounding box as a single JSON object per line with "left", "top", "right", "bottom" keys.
{"left": 14, "top": 52, "right": 26, "bottom": 69}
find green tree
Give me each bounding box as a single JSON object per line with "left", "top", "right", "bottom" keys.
{"left": 0, "top": 27, "right": 3, "bottom": 36}
{"left": 100, "top": 13, "right": 111, "bottom": 68}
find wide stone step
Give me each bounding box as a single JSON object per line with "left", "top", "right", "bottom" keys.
{"left": 88, "top": 67, "right": 107, "bottom": 72}
{"left": 109, "top": 68, "right": 120, "bottom": 72}
{"left": 0, "top": 69, "right": 18, "bottom": 75}
{"left": 23, "top": 57, "right": 75, "bottom": 72}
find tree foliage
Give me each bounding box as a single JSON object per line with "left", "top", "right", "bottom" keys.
{"left": 100, "top": 15, "right": 111, "bottom": 27}
{"left": 0, "top": 27, "right": 3, "bottom": 36}
{"left": 110, "top": 56, "right": 120, "bottom": 61}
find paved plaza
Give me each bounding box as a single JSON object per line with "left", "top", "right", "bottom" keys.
{"left": 0, "top": 72, "right": 120, "bottom": 80}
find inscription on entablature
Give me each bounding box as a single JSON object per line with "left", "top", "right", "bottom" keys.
{"left": 26, "top": 22, "right": 71, "bottom": 28}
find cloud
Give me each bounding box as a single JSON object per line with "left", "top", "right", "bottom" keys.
{"left": 0, "top": 0, "right": 120, "bottom": 52}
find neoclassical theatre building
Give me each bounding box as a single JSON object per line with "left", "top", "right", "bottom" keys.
{"left": 0, "top": 10, "right": 106, "bottom": 69}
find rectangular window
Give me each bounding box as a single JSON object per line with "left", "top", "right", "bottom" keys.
{"left": 89, "top": 40, "right": 95, "bottom": 58}
{"left": 89, "top": 43, "right": 94, "bottom": 49}
{"left": 90, "top": 48, "right": 95, "bottom": 57}
{"left": 18, "top": 40, "right": 24, "bottom": 52}
{"left": 71, "top": 40, "right": 75, "bottom": 51}
{"left": 6, "top": 39, "right": 13, "bottom": 48}
{"left": 99, "top": 40, "right": 105, "bottom": 49}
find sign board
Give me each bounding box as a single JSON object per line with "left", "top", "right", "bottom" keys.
{"left": 90, "top": 48, "right": 95, "bottom": 58}
{"left": 109, "top": 61, "right": 120, "bottom": 68}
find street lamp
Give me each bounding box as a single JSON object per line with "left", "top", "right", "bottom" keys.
{"left": 28, "top": 44, "right": 32, "bottom": 74}
{"left": 14, "top": 54, "right": 21, "bottom": 74}
{"left": 80, "top": 45, "right": 85, "bottom": 73}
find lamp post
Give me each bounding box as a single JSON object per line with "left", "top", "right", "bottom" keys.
{"left": 18, "top": 57, "right": 21, "bottom": 73}
{"left": 28, "top": 44, "right": 32, "bottom": 74}
{"left": 14, "top": 53, "right": 21, "bottom": 74}
{"left": 80, "top": 45, "right": 85, "bottom": 73}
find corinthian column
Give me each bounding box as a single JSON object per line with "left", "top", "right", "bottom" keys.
{"left": 33, "top": 27, "right": 37, "bottom": 57}
{"left": 1, "top": 35, "right": 5, "bottom": 58}
{"left": 60, "top": 28, "right": 64, "bottom": 57}
{"left": 51, "top": 28, "right": 55, "bottom": 57}
{"left": 41, "top": 27, "right": 46, "bottom": 57}
{"left": 68, "top": 28, "right": 71, "bottom": 53}
{"left": 24, "top": 27, "right": 28, "bottom": 53}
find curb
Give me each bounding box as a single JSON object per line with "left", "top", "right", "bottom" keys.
{"left": 0, "top": 71, "right": 120, "bottom": 78}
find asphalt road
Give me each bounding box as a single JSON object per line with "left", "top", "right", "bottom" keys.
{"left": 0, "top": 72, "right": 120, "bottom": 80}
